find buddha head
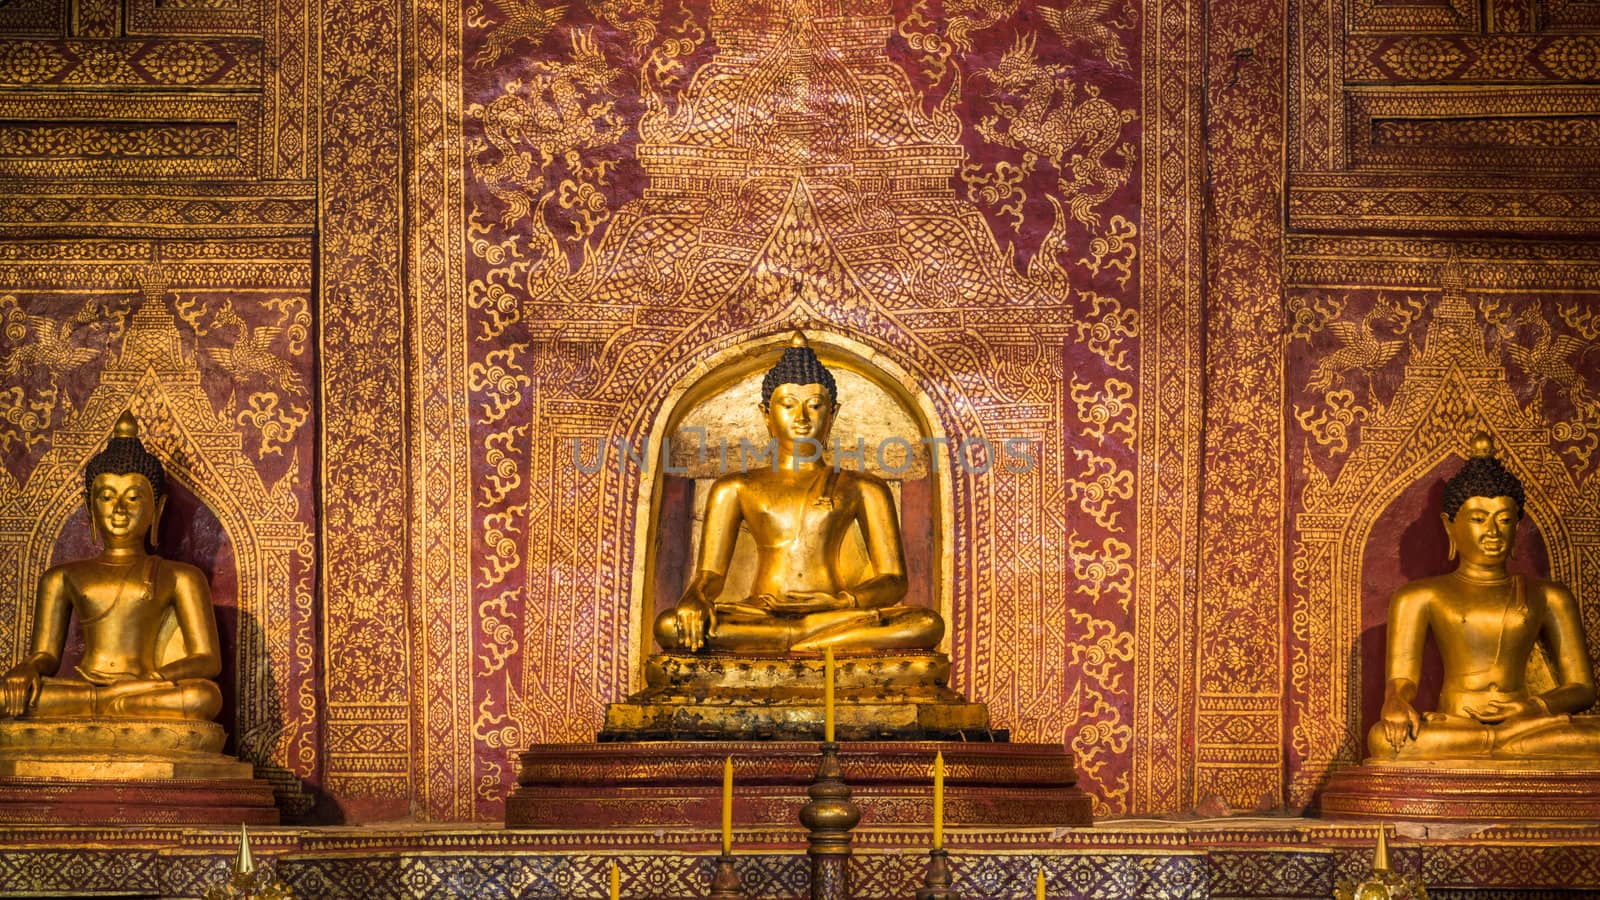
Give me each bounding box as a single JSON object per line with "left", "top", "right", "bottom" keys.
{"left": 760, "top": 331, "right": 839, "bottom": 450}
{"left": 1440, "top": 431, "right": 1526, "bottom": 567}
{"left": 83, "top": 411, "right": 168, "bottom": 550}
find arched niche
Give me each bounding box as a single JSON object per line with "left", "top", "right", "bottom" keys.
{"left": 1355, "top": 456, "right": 1553, "bottom": 742}
{"left": 628, "top": 331, "right": 951, "bottom": 679}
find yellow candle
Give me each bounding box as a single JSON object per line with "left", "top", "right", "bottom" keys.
{"left": 721, "top": 755, "right": 733, "bottom": 855}
{"left": 824, "top": 647, "right": 836, "bottom": 742}
{"left": 933, "top": 751, "right": 944, "bottom": 850}
{"left": 1035, "top": 866, "right": 1046, "bottom": 900}
{"left": 610, "top": 862, "right": 620, "bottom": 900}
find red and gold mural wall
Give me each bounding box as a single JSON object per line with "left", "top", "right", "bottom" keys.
{"left": 414, "top": 0, "right": 1190, "bottom": 821}
{"left": 0, "top": 0, "right": 1594, "bottom": 824}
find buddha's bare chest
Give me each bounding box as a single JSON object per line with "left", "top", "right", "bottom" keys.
{"left": 66, "top": 568, "right": 164, "bottom": 629}
{"left": 1429, "top": 589, "right": 1544, "bottom": 657}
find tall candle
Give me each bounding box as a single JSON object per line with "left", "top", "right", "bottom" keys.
{"left": 1035, "top": 866, "right": 1046, "bottom": 900}
{"left": 611, "top": 862, "right": 620, "bottom": 900}
{"left": 932, "top": 751, "right": 944, "bottom": 850}
{"left": 721, "top": 755, "right": 733, "bottom": 855}
{"left": 823, "top": 647, "right": 835, "bottom": 742}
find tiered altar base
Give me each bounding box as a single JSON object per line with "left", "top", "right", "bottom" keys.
{"left": 0, "top": 718, "right": 279, "bottom": 825}
{"left": 3, "top": 821, "right": 1599, "bottom": 898}
{"left": 1321, "top": 759, "right": 1600, "bottom": 822}
{"left": 507, "top": 740, "right": 1093, "bottom": 828}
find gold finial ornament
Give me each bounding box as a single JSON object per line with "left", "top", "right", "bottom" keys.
{"left": 235, "top": 823, "right": 255, "bottom": 876}
{"left": 114, "top": 409, "right": 140, "bottom": 439}
{"left": 1468, "top": 430, "right": 1494, "bottom": 459}
{"left": 1333, "top": 826, "right": 1426, "bottom": 900}
{"left": 202, "top": 824, "right": 292, "bottom": 900}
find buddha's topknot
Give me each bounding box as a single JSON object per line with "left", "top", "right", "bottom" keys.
{"left": 1442, "top": 431, "right": 1524, "bottom": 520}
{"left": 84, "top": 411, "right": 167, "bottom": 504}
{"left": 761, "top": 331, "right": 837, "bottom": 405}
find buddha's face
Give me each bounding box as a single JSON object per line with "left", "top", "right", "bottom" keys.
{"left": 1443, "top": 495, "right": 1519, "bottom": 567}
{"left": 90, "top": 472, "right": 159, "bottom": 548}
{"left": 762, "top": 383, "right": 835, "bottom": 449}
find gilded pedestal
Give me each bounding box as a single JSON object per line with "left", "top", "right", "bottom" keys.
{"left": 600, "top": 651, "right": 993, "bottom": 742}
{"left": 506, "top": 740, "right": 1092, "bottom": 828}
{"left": 0, "top": 719, "right": 278, "bottom": 824}
{"left": 1321, "top": 758, "right": 1600, "bottom": 822}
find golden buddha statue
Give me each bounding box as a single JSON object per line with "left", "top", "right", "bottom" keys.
{"left": 1370, "top": 432, "right": 1600, "bottom": 762}
{"left": 599, "top": 332, "right": 987, "bottom": 742}
{"left": 653, "top": 331, "right": 944, "bottom": 654}
{"left": 0, "top": 412, "right": 223, "bottom": 723}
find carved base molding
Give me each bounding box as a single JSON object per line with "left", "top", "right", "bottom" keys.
{"left": 0, "top": 775, "right": 279, "bottom": 825}
{"left": 4, "top": 822, "right": 1600, "bottom": 897}
{"left": 506, "top": 740, "right": 1093, "bottom": 829}
{"left": 601, "top": 652, "right": 993, "bottom": 742}
{"left": 1321, "top": 762, "right": 1600, "bottom": 821}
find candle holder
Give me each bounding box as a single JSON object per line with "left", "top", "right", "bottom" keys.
{"left": 799, "top": 741, "right": 859, "bottom": 900}
{"left": 914, "top": 848, "right": 960, "bottom": 900}
{"left": 708, "top": 854, "right": 745, "bottom": 899}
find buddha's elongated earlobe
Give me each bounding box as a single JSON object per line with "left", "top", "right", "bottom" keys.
{"left": 148, "top": 494, "right": 166, "bottom": 552}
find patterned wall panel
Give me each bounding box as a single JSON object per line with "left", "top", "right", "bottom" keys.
{"left": 318, "top": 0, "right": 412, "bottom": 817}
{"left": 1197, "top": 0, "right": 1290, "bottom": 812}
{"left": 1291, "top": 0, "right": 1600, "bottom": 234}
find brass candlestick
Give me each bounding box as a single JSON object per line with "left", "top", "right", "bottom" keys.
{"left": 915, "top": 848, "right": 959, "bottom": 900}
{"left": 708, "top": 853, "right": 744, "bottom": 899}
{"left": 799, "top": 741, "right": 859, "bottom": 900}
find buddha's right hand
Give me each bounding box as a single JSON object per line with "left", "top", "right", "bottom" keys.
{"left": 0, "top": 662, "right": 40, "bottom": 717}
{"left": 1380, "top": 693, "right": 1421, "bottom": 750}
{"left": 675, "top": 597, "right": 717, "bottom": 652}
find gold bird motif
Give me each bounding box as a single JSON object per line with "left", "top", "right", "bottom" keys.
{"left": 2, "top": 303, "right": 99, "bottom": 379}
{"left": 1306, "top": 299, "right": 1406, "bottom": 392}
{"left": 475, "top": 0, "right": 567, "bottom": 69}
{"left": 1507, "top": 303, "right": 1592, "bottom": 407}
{"left": 1039, "top": 0, "right": 1132, "bottom": 71}
{"left": 205, "top": 301, "right": 300, "bottom": 393}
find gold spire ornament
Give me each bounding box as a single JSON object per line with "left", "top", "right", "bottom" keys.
{"left": 1333, "top": 827, "right": 1426, "bottom": 900}
{"left": 202, "top": 825, "right": 292, "bottom": 900}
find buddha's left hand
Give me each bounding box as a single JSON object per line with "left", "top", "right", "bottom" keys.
{"left": 770, "top": 592, "right": 852, "bottom": 613}
{"left": 1463, "top": 698, "right": 1542, "bottom": 724}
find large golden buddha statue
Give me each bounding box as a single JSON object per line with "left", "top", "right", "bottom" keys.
{"left": 0, "top": 412, "right": 223, "bottom": 722}
{"left": 1370, "top": 432, "right": 1599, "bottom": 762}
{"left": 653, "top": 332, "right": 944, "bottom": 654}
{"left": 599, "top": 332, "right": 986, "bottom": 742}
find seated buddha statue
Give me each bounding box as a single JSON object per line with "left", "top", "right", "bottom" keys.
{"left": 596, "top": 332, "right": 986, "bottom": 742}
{"left": 653, "top": 331, "right": 944, "bottom": 654}
{"left": 1370, "top": 432, "right": 1600, "bottom": 762}
{"left": 0, "top": 411, "right": 223, "bottom": 723}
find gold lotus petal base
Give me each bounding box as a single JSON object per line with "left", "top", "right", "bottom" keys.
{"left": 601, "top": 651, "right": 996, "bottom": 741}
{"left": 0, "top": 717, "right": 275, "bottom": 823}
{"left": 0, "top": 717, "right": 226, "bottom": 754}
{"left": 1321, "top": 761, "right": 1600, "bottom": 821}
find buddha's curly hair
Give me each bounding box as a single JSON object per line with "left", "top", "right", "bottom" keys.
{"left": 1442, "top": 454, "right": 1525, "bottom": 520}
{"left": 84, "top": 431, "right": 167, "bottom": 505}
{"left": 761, "top": 344, "right": 837, "bottom": 405}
